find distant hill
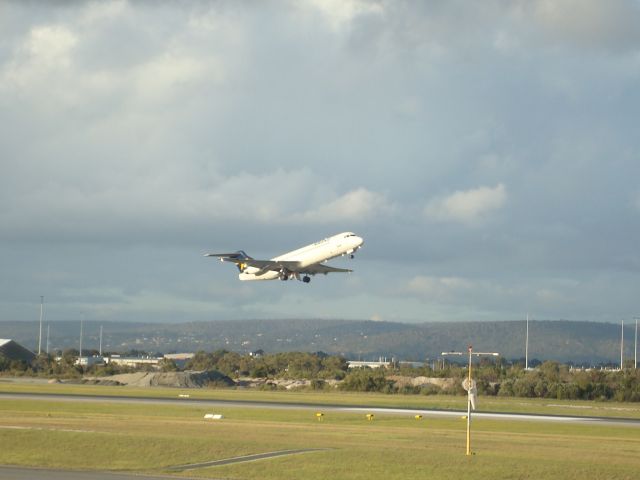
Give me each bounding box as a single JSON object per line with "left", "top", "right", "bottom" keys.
{"left": 0, "top": 319, "right": 632, "bottom": 365}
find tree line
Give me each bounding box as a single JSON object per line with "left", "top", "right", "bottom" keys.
{"left": 2, "top": 349, "right": 639, "bottom": 401}
{"left": 184, "top": 350, "right": 348, "bottom": 380}
{"left": 0, "top": 349, "right": 136, "bottom": 378}
{"left": 354, "top": 358, "right": 640, "bottom": 402}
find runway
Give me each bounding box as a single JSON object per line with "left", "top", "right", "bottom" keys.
{"left": 2, "top": 391, "right": 640, "bottom": 427}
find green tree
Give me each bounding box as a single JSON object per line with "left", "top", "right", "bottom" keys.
{"left": 159, "top": 358, "right": 178, "bottom": 372}
{"left": 339, "top": 368, "right": 396, "bottom": 393}
{"left": 539, "top": 361, "right": 560, "bottom": 383}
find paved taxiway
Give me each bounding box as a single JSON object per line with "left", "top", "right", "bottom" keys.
{"left": 169, "top": 448, "right": 329, "bottom": 471}
{"left": 2, "top": 391, "right": 640, "bottom": 427}
{"left": 0, "top": 466, "right": 195, "bottom": 480}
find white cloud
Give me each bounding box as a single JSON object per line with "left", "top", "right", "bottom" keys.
{"left": 1, "top": 25, "right": 78, "bottom": 90}
{"left": 0, "top": 166, "right": 392, "bottom": 240}
{"left": 199, "top": 170, "right": 316, "bottom": 223}
{"left": 424, "top": 184, "right": 507, "bottom": 225}
{"left": 291, "top": 187, "right": 393, "bottom": 223}
{"left": 27, "top": 25, "right": 78, "bottom": 64}
{"left": 306, "top": 0, "right": 384, "bottom": 31}
{"left": 0, "top": 6, "right": 231, "bottom": 118}
{"left": 79, "top": 0, "right": 129, "bottom": 25}
{"left": 535, "top": 288, "right": 570, "bottom": 306}
{"left": 634, "top": 192, "right": 640, "bottom": 212}
{"left": 407, "top": 275, "right": 475, "bottom": 303}
{"left": 130, "top": 53, "right": 211, "bottom": 103}
{"left": 532, "top": 0, "right": 640, "bottom": 52}
{"left": 492, "top": 30, "right": 519, "bottom": 54}
{"left": 404, "top": 274, "right": 537, "bottom": 318}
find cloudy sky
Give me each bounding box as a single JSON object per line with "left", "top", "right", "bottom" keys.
{"left": 1, "top": 0, "right": 639, "bottom": 325}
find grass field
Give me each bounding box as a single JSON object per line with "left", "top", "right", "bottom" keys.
{"left": 1, "top": 384, "right": 640, "bottom": 479}
{"left": 2, "top": 379, "right": 640, "bottom": 419}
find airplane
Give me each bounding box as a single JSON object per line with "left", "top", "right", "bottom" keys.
{"left": 205, "top": 232, "right": 364, "bottom": 283}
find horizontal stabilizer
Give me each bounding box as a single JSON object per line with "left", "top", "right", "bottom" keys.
{"left": 204, "top": 250, "right": 252, "bottom": 261}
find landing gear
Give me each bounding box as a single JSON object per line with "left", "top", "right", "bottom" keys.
{"left": 279, "top": 270, "right": 290, "bottom": 281}
{"left": 302, "top": 275, "right": 311, "bottom": 284}
{"left": 350, "top": 254, "right": 355, "bottom": 259}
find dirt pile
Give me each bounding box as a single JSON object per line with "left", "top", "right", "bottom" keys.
{"left": 82, "top": 370, "right": 235, "bottom": 388}
{"left": 387, "top": 376, "right": 457, "bottom": 389}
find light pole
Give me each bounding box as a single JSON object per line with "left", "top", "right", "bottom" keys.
{"left": 38, "top": 296, "right": 44, "bottom": 355}
{"left": 442, "top": 346, "right": 499, "bottom": 456}
{"left": 525, "top": 313, "right": 529, "bottom": 370}
{"left": 634, "top": 318, "right": 638, "bottom": 370}
{"left": 79, "top": 313, "right": 84, "bottom": 359}
{"left": 620, "top": 320, "right": 624, "bottom": 371}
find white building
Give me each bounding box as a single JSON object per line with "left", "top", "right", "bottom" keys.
{"left": 75, "top": 356, "right": 105, "bottom": 367}
{"left": 106, "top": 355, "right": 162, "bottom": 367}
{"left": 347, "top": 360, "right": 392, "bottom": 369}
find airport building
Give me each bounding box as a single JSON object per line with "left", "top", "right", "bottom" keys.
{"left": 106, "top": 355, "right": 163, "bottom": 368}
{"left": 347, "top": 359, "right": 392, "bottom": 369}
{"left": 75, "top": 356, "right": 106, "bottom": 367}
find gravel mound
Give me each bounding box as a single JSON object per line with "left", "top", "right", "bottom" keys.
{"left": 387, "top": 375, "right": 457, "bottom": 389}
{"left": 82, "top": 370, "right": 235, "bottom": 388}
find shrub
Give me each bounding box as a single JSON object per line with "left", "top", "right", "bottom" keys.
{"left": 420, "top": 384, "right": 442, "bottom": 396}
{"left": 310, "top": 379, "right": 326, "bottom": 390}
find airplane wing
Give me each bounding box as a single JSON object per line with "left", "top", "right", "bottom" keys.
{"left": 246, "top": 260, "right": 299, "bottom": 270}
{"left": 239, "top": 259, "right": 351, "bottom": 276}
{"left": 301, "top": 263, "right": 352, "bottom": 275}
{"left": 248, "top": 260, "right": 300, "bottom": 276}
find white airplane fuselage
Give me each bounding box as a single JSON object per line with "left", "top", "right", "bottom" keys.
{"left": 239, "top": 232, "right": 363, "bottom": 281}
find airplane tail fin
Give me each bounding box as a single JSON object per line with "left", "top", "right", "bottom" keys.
{"left": 225, "top": 250, "right": 251, "bottom": 260}
{"left": 232, "top": 250, "right": 252, "bottom": 272}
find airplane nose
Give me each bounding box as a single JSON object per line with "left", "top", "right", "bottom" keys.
{"left": 356, "top": 236, "right": 364, "bottom": 247}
